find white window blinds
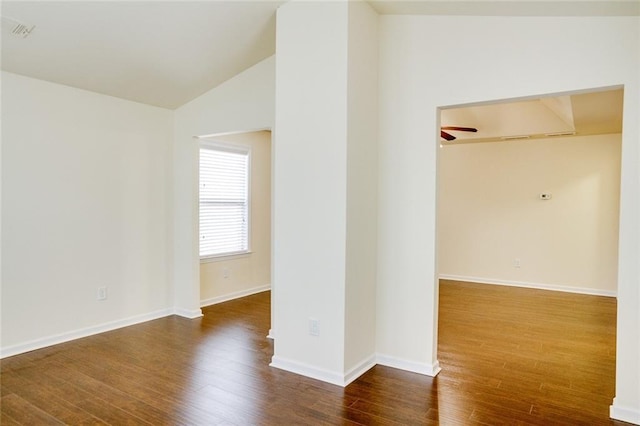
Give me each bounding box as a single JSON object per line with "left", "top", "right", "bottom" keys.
{"left": 199, "top": 145, "right": 249, "bottom": 258}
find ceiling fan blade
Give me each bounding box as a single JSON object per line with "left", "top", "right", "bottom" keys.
{"left": 441, "top": 126, "right": 478, "bottom": 133}
{"left": 441, "top": 130, "right": 456, "bottom": 141}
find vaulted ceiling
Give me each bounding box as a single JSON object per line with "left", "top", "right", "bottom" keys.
{"left": 2, "top": 1, "right": 638, "bottom": 109}
{"left": 1, "top": 1, "right": 283, "bottom": 109}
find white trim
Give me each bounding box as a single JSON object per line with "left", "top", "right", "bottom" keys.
{"left": 200, "top": 251, "right": 252, "bottom": 263}
{"left": 1, "top": 285, "right": 271, "bottom": 359}
{"left": 610, "top": 400, "right": 640, "bottom": 425}
{"left": 200, "top": 284, "right": 270, "bottom": 308}
{"left": 195, "top": 127, "right": 271, "bottom": 141}
{"left": 270, "top": 355, "right": 345, "bottom": 386}
{"left": 344, "top": 355, "right": 377, "bottom": 386}
{"left": 439, "top": 274, "right": 617, "bottom": 297}
{"left": 269, "top": 353, "right": 438, "bottom": 386}
{"left": 1, "top": 308, "right": 174, "bottom": 359}
{"left": 199, "top": 138, "right": 252, "bottom": 154}
{"left": 267, "top": 328, "right": 274, "bottom": 339}
{"left": 173, "top": 308, "right": 204, "bottom": 319}
{"left": 376, "top": 354, "right": 442, "bottom": 377}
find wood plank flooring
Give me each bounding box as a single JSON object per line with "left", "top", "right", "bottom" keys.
{"left": 437, "top": 280, "right": 621, "bottom": 426}
{"left": 1, "top": 281, "right": 626, "bottom": 425}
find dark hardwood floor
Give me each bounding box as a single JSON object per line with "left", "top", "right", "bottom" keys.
{"left": 1, "top": 281, "right": 626, "bottom": 425}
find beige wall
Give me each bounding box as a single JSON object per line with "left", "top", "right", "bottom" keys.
{"left": 437, "top": 134, "right": 621, "bottom": 295}
{"left": 199, "top": 131, "right": 271, "bottom": 304}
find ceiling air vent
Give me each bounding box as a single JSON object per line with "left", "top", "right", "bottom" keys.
{"left": 545, "top": 131, "right": 576, "bottom": 137}
{"left": 501, "top": 135, "right": 530, "bottom": 141}
{"left": 1, "top": 16, "right": 35, "bottom": 38}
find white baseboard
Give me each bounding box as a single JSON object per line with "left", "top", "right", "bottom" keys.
{"left": 439, "top": 274, "right": 617, "bottom": 298}
{"left": 611, "top": 400, "right": 640, "bottom": 425}
{"left": 344, "top": 355, "right": 377, "bottom": 386}
{"left": 2, "top": 286, "right": 272, "bottom": 359}
{"left": 270, "top": 352, "right": 440, "bottom": 387}
{"left": 270, "top": 355, "right": 345, "bottom": 386}
{"left": 270, "top": 354, "right": 376, "bottom": 387}
{"left": 174, "top": 307, "right": 204, "bottom": 319}
{"left": 376, "top": 354, "right": 441, "bottom": 377}
{"left": 1, "top": 308, "right": 174, "bottom": 359}
{"left": 200, "top": 284, "right": 271, "bottom": 307}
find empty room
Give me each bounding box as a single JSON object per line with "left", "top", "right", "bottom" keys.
{"left": 437, "top": 89, "right": 623, "bottom": 423}
{"left": 2, "top": 1, "right": 639, "bottom": 424}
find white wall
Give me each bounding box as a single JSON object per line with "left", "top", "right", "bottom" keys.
{"left": 200, "top": 131, "right": 271, "bottom": 305}
{"left": 438, "top": 134, "right": 621, "bottom": 295}
{"left": 172, "top": 56, "right": 275, "bottom": 318}
{"left": 272, "top": 0, "right": 349, "bottom": 379}
{"left": 1, "top": 70, "right": 4, "bottom": 350}
{"left": 344, "top": 0, "right": 379, "bottom": 373}
{"left": 377, "top": 15, "right": 639, "bottom": 423}
{"left": 272, "top": 0, "right": 380, "bottom": 385}
{"left": 1, "top": 71, "right": 174, "bottom": 355}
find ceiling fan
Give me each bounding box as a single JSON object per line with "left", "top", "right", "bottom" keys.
{"left": 440, "top": 126, "right": 478, "bottom": 141}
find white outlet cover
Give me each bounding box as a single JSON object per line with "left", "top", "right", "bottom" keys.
{"left": 309, "top": 318, "right": 320, "bottom": 336}
{"left": 97, "top": 287, "right": 108, "bottom": 300}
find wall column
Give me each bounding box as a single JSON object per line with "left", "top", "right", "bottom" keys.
{"left": 271, "top": 0, "right": 379, "bottom": 385}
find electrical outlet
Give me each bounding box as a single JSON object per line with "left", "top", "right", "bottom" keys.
{"left": 514, "top": 258, "right": 521, "bottom": 268}
{"left": 309, "top": 318, "right": 320, "bottom": 336}
{"left": 223, "top": 268, "right": 230, "bottom": 279}
{"left": 97, "top": 286, "right": 108, "bottom": 301}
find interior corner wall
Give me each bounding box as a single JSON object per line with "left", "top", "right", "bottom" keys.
{"left": 173, "top": 56, "right": 275, "bottom": 317}
{"left": 1, "top": 71, "right": 174, "bottom": 355}
{"left": 344, "top": 0, "right": 379, "bottom": 373}
{"left": 199, "top": 131, "right": 271, "bottom": 305}
{"left": 377, "top": 15, "right": 639, "bottom": 422}
{"left": 438, "top": 134, "right": 621, "bottom": 295}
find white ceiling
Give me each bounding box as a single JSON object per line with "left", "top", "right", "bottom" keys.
{"left": 2, "top": 1, "right": 638, "bottom": 110}
{"left": 1, "top": 1, "right": 284, "bottom": 109}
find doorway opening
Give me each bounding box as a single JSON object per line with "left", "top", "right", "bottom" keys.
{"left": 435, "top": 86, "right": 623, "bottom": 422}
{"left": 196, "top": 130, "right": 273, "bottom": 326}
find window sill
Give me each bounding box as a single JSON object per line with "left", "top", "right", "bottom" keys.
{"left": 200, "top": 251, "right": 252, "bottom": 264}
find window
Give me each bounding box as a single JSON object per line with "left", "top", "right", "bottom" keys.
{"left": 199, "top": 143, "right": 250, "bottom": 259}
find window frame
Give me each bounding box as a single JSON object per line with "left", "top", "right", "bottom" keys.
{"left": 198, "top": 139, "right": 252, "bottom": 262}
